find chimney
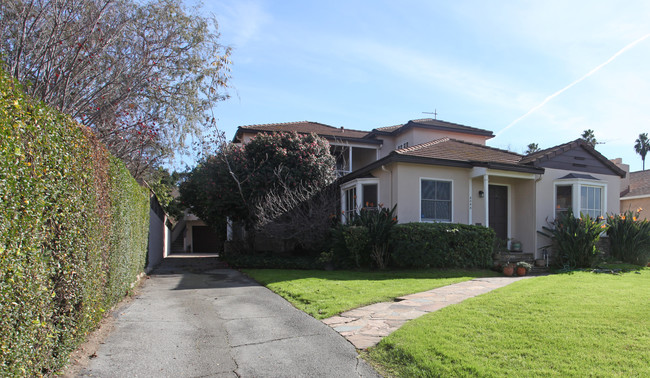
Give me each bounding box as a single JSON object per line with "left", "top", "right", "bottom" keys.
{"left": 612, "top": 158, "right": 630, "bottom": 196}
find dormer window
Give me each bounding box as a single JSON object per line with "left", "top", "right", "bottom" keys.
{"left": 397, "top": 141, "right": 409, "bottom": 150}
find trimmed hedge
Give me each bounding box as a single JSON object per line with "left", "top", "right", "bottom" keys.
{"left": 0, "top": 68, "right": 149, "bottom": 375}
{"left": 390, "top": 223, "right": 495, "bottom": 269}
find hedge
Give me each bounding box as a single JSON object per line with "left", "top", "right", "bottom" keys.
{"left": 0, "top": 68, "right": 149, "bottom": 375}
{"left": 390, "top": 223, "right": 495, "bottom": 269}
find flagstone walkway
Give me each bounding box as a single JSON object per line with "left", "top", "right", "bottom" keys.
{"left": 322, "top": 275, "right": 535, "bottom": 349}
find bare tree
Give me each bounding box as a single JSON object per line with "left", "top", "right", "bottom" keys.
{"left": 1, "top": 0, "right": 231, "bottom": 178}
{"left": 253, "top": 168, "right": 338, "bottom": 251}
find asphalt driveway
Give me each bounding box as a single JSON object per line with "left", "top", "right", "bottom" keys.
{"left": 79, "top": 256, "right": 380, "bottom": 377}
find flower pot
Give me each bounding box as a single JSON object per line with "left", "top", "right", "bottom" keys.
{"left": 503, "top": 264, "right": 514, "bottom": 277}
{"left": 516, "top": 266, "right": 527, "bottom": 276}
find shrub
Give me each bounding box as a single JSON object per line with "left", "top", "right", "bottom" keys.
{"left": 0, "top": 68, "right": 149, "bottom": 375}
{"left": 390, "top": 223, "right": 495, "bottom": 269}
{"left": 343, "top": 226, "right": 371, "bottom": 268}
{"left": 607, "top": 209, "right": 650, "bottom": 265}
{"left": 542, "top": 210, "right": 606, "bottom": 269}
{"left": 347, "top": 206, "right": 397, "bottom": 269}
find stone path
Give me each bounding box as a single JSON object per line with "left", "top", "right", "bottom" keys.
{"left": 322, "top": 276, "right": 535, "bottom": 349}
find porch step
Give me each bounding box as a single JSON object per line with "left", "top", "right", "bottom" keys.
{"left": 494, "top": 252, "right": 534, "bottom": 265}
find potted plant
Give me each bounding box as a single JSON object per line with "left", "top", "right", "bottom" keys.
{"left": 502, "top": 263, "right": 515, "bottom": 276}
{"left": 516, "top": 261, "right": 532, "bottom": 276}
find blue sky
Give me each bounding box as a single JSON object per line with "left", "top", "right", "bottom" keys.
{"left": 183, "top": 0, "right": 650, "bottom": 172}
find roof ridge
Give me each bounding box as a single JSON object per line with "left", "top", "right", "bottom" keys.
{"left": 240, "top": 120, "right": 312, "bottom": 128}
{"left": 448, "top": 138, "right": 523, "bottom": 157}
{"left": 240, "top": 120, "right": 373, "bottom": 135}
{"left": 396, "top": 137, "right": 450, "bottom": 153}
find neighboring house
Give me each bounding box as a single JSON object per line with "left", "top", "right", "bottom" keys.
{"left": 235, "top": 119, "right": 626, "bottom": 261}
{"left": 620, "top": 167, "right": 650, "bottom": 219}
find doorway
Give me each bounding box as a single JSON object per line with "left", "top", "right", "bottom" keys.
{"left": 489, "top": 185, "right": 508, "bottom": 241}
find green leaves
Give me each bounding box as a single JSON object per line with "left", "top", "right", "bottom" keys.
{"left": 0, "top": 68, "right": 149, "bottom": 375}
{"left": 542, "top": 209, "right": 605, "bottom": 269}
{"left": 607, "top": 210, "right": 650, "bottom": 265}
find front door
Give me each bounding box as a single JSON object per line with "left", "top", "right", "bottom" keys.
{"left": 489, "top": 185, "right": 508, "bottom": 241}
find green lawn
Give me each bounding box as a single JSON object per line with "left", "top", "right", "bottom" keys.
{"left": 367, "top": 267, "right": 650, "bottom": 377}
{"left": 243, "top": 269, "right": 499, "bottom": 319}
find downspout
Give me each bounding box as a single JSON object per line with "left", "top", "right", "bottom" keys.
{"left": 468, "top": 178, "right": 473, "bottom": 225}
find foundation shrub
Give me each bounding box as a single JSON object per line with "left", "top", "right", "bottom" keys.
{"left": 542, "top": 210, "right": 606, "bottom": 269}
{"left": 607, "top": 209, "right": 650, "bottom": 265}
{"left": 390, "top": 223, "right": 495, "bottom": 268}
{"left": 0, "top": 68, "right": 149, "bottom": 375}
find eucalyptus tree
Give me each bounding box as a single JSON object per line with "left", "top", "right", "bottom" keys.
{"left": 0, "top": 0, "right": 231, "bottom": 178}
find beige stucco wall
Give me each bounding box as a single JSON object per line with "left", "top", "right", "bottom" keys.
{"left": 535, "top": 168, "right": 621, "bottom": 257}
{"left": 364, "top": 162, "right": 543, "bottom": 256}
{"left": 352, "top": 147, "right": 377, "bottom": 171}
{"left": 389, "top": 163, "right": 471, "bottom": 224}
{"left": 621, "top": 197, "right": 650, "bottom": 219}
{"left": 410, "top": 128, "right": 489, "bottom": 146}
{"left": 470, "top": 175, "right": 536, "bottom": 254}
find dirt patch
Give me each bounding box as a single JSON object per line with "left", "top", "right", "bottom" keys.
{"left": 59, "top": 274, "right": 149, "bottom": 377}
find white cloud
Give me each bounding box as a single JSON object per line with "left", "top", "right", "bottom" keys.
{"left": 208, "top": 0, "right": 272, "bottom": 47}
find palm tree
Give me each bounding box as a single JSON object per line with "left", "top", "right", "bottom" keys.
{"left": 634, "top": 133, "right": 650, "bottom": 170}
{"left": 581, "top": 129, "right": 597, "bottom": 147}
{"left": 525, "top": 143, "right": 540, "bottom": 154}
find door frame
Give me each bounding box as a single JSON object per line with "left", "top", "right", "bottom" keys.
{"left": 488, "top": 184, "right": 512, "bottom": 243}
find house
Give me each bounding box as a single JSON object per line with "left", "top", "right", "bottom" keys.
{"left": 619, "top": 165, "right": 650, "bottom": 219}
{"left": 235, "top": 118, "right": 626, "bottom": 262}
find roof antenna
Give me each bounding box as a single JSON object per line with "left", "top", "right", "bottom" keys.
{"left": 422, "top": 109, "right": 437, "bottom": 119}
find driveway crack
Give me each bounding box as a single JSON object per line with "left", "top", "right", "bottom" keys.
{"left": 232, "top": 333, "right": 326, "bottom": 348}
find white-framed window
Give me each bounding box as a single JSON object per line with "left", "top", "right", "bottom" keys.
{"left": 420, "top": 178, "right": 452, "bottom": 222}
{"left": 341, "top": 178, "right": 380, "bottom": 222}
{"left": 344, "top": 186, "right": 357, "bottom": 216}
{"left": 581, "top": 185, "right": 603, "bottom": 219}
{"left": 396, "top": 141, "right": 409, "bottom": 150}
{"left": 554, "top": 177, "right": 606, "bottom": 219}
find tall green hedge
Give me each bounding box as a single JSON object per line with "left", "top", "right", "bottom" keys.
{"left": 390, "top": 223, "right": 495, "bottom": 269}
{"left": 0, "top": 68, "right": 149, "bottom": 375}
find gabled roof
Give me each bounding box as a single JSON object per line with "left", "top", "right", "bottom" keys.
{"left": 371, "top": 118, "right": 494, "bottom": 138}
{"left": 520, "top": 139, "right": 626, "bottom": 178}
{"left": 623, "top": 170, "right": 650, "bottom": 198}
{"left": 342, "top": 137, "right": 543, "bottom": 182}
{"left": 233, "top": 121, "right": 375, "bottom": 143}
{"left": 395, "top": 137, "right": 522, "bottom": 165}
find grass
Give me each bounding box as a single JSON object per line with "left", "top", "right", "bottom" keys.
{"left": 367, "top": 266, "right": 650, "bottom": 377}
{"left": 243, "top": 269, "right": 500, "bottom": 319}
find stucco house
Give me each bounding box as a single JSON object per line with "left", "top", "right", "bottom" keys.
{"left": 620, "top": 167, "right": 650, "bottom": 219}
{"left": 234, "top": 118, "right": 626, "bottom": 262}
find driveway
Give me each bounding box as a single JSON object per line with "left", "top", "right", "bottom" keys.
{"left": 78, "top": 256, "right": 380, "bottom": 377}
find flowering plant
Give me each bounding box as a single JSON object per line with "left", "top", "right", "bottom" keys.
{"left": 607, "top": 208, "right": 650, "bottom": 265}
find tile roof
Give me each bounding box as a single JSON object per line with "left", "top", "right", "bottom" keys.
{"left": 395, "top": 137, "right": 523, "bottom": 165}
{"left": 372, "top": 118, "right": 494, "bottom": 138}
{"left": 237, "top": 121, "right": 370, "bottom": 139}
{"left": 624, "top": 170, "right": 650, "bottom": 197}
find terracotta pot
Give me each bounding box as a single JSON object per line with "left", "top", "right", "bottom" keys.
{"left": 516, "top": 266, "right": 527, "bottom": 276}
{"left": 503, "top": 265, "right": 514, "bottom": 277}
